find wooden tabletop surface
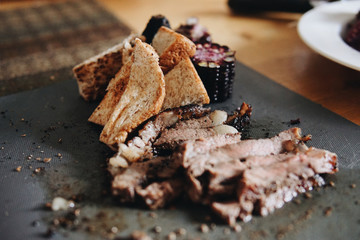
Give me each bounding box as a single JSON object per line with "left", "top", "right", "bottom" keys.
{"left": 2, "top": 0, "right": 360, "bottom": 125}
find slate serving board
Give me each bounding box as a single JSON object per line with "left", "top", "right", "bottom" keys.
{"left": 0, "top": 62, "right": 359, "bottom": 240}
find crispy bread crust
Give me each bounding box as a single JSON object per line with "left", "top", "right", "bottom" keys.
{"left": 88, "top": 58, "right": 133, "bottom": 125}
{"left": 99, "top": 39, "right": 165, "bottom": 149}
{"left": 73, "top": 34, "right": 139, "bottom": 101}
{"left": 152, "top": 27, "right": 196, "bottom": 73}
{"left": 162, "top": 58, "right": 210, "bottom": 110}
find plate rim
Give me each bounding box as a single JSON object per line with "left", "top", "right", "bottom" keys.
{"left": 297, "top": 1, "right": 360, "bottom": 71}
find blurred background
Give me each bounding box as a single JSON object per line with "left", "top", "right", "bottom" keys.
{"left": 1, "top": 0, "right": 359, "bottom": 124}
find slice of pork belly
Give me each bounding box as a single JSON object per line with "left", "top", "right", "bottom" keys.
{"left": 237, "top": 148, "right": 338, "bottom": 222}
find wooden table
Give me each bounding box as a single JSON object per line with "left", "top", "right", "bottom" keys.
{"left": 2, "top": 0, "right": 360, "bottom": 125}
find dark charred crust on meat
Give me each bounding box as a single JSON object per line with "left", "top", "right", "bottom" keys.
{"left": 126, "top": 105, "right": 210, "bottom": 142}
{"left": 107, "top": 101, "right": 337, "bottom": 227}
{"left": 226, "top": 102, "right": 252, "bottom": 132}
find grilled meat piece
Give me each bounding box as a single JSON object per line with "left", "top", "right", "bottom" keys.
{"left": 210, "top": 147, "right": 337, "bottom": 225}
{"left": 225, "top": 102, "right": 252, "bottom": 132}
{"left": 154, "top": 103, "right": 251, "bottom": 154}
{"left": 183, "top": 128, "right": 309, "bottom": 204}
{"left": 183, "top": 127, "right": 305, "bottom": 175}
{"left": 109, "top": 105, "right": 210, "bottom": 167}
{"left": 136, "top": 178, "right": 184, "bottom": 209}
{"left": 111, "top": 132, "right": 242, "bottom": 208}
{"left": 237, "top": 148, "right": 338, "bottom": 222}
{"left": 111, "top": 156, "right": 182, "bottom": 203}
{"left": 111, "top": 104, "right": 250, "bottom": 166}
{"left": 211, "top": 201, "right": 241, "bottom": 226}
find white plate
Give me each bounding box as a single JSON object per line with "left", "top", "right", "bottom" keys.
{"left": 298, "top": 1, "right": 360, "bottom": 71}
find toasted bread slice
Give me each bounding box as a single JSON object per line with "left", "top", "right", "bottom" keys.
{"left": 73, "top": 34, "right": 139, "bottom": 101}
{"left": 100, "top": 39, "right": 165, "bottom": 149}
{"left": 88, "top": 57, "right": 133, "bottom": 126}
{"left": 152, "top": 26, "right": 196, "bottom": 73}
{"left": 162, "top": 57, "right": 210, "bottom": 110}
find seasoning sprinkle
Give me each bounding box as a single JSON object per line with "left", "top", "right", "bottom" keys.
{"left": 153, "top": 225, "right": 162, "bottom": 233}
{"left": 233, "top": 224, "right": 242, "bottom": 233}
{"left": 304, "top": 192, "right": 312, "bottom": 199}
{"left": 45, "top": 202, "right": 52, "bottom": 209}
{"left": 73, "top": 209, "right": 81, "bottom": 216}
{"left": 199, "top": 224, "right": 209, "bottom": 233}
{"left": 34, "top": 167, "right": 44, "bottom": 174}
{"left": 210, "top": 223, "right": 216, "bottom": 230}
{"left": 167, "top": 232, "right": 176, "bottom": 240}
{"left": 110, "top": 226, "right": 118, "bottom": 234}
{"left": 176, "top": 228, "right": 187, "bottom": 236}
{"left": 223, "top": 227, "right": 231, "bottom": 235}
{"left": 86, "top": 225, "right": 95, "bottom": 232}
{"left": 148, "top": 212, "right": 158, "bottom": 219}
{"left": 324, "top": 207, "right": 333, "bottom": 217}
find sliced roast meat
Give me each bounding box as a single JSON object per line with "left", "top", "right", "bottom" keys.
{"left": 183, "top": 128, "right": 308, "bottom": 203}
{"left": 153, "top": 115, "right": 215, "bottom": 152}
{"left": 111, "top": 156, "right": 182, "bottom": 203}
{"left": 153, "top": 103, "right": 252, "bottom": 153}
{"left": 108, "top": 114, "right": 338, "bottom": 226}
{"left": 153, "top": 110, "right": 240, "bottom": 153}
{"left": 136, "top": 178, "right": 184, "bottom": 209}
{"left": 237, "top": 148, "right": 338, "bottom": 222}
{"left": 111, "top": 132, "right": 241, "bottom": 207}
{"left": 175, "top": 133, "right": 242, "bottom": 163}
{"left": 211, "top": 201, "right": 241, "bottom": 226}
{"left": 183, "top": 127, "right": 306, "bottom": 176}
{"left": 110, "top": 105, "right": 211, "bottom": 166}
{"left": 210, "top": 148, "right": 337, "bottom": 224}
{"left": 110, "top": 104, "right": 251, "bottom": 166}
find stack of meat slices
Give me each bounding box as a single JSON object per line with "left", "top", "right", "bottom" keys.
{"left": 108, "top": 106, "right": 338, "bottom": 225}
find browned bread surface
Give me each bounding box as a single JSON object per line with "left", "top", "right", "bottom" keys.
{"left": 162, "top": 57, "right": 210, "bottom": 110}
{"left": 73, "top": 34, "right": 139, "bottom": 101}
{"left": 88, "top": 58, "right": 133, "bottom": 126}
{"left": 152, "top": 26, "right": 196, "bottom": 73}
{"left": 99, "top": 39, "right": 165, "bottom": 149}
